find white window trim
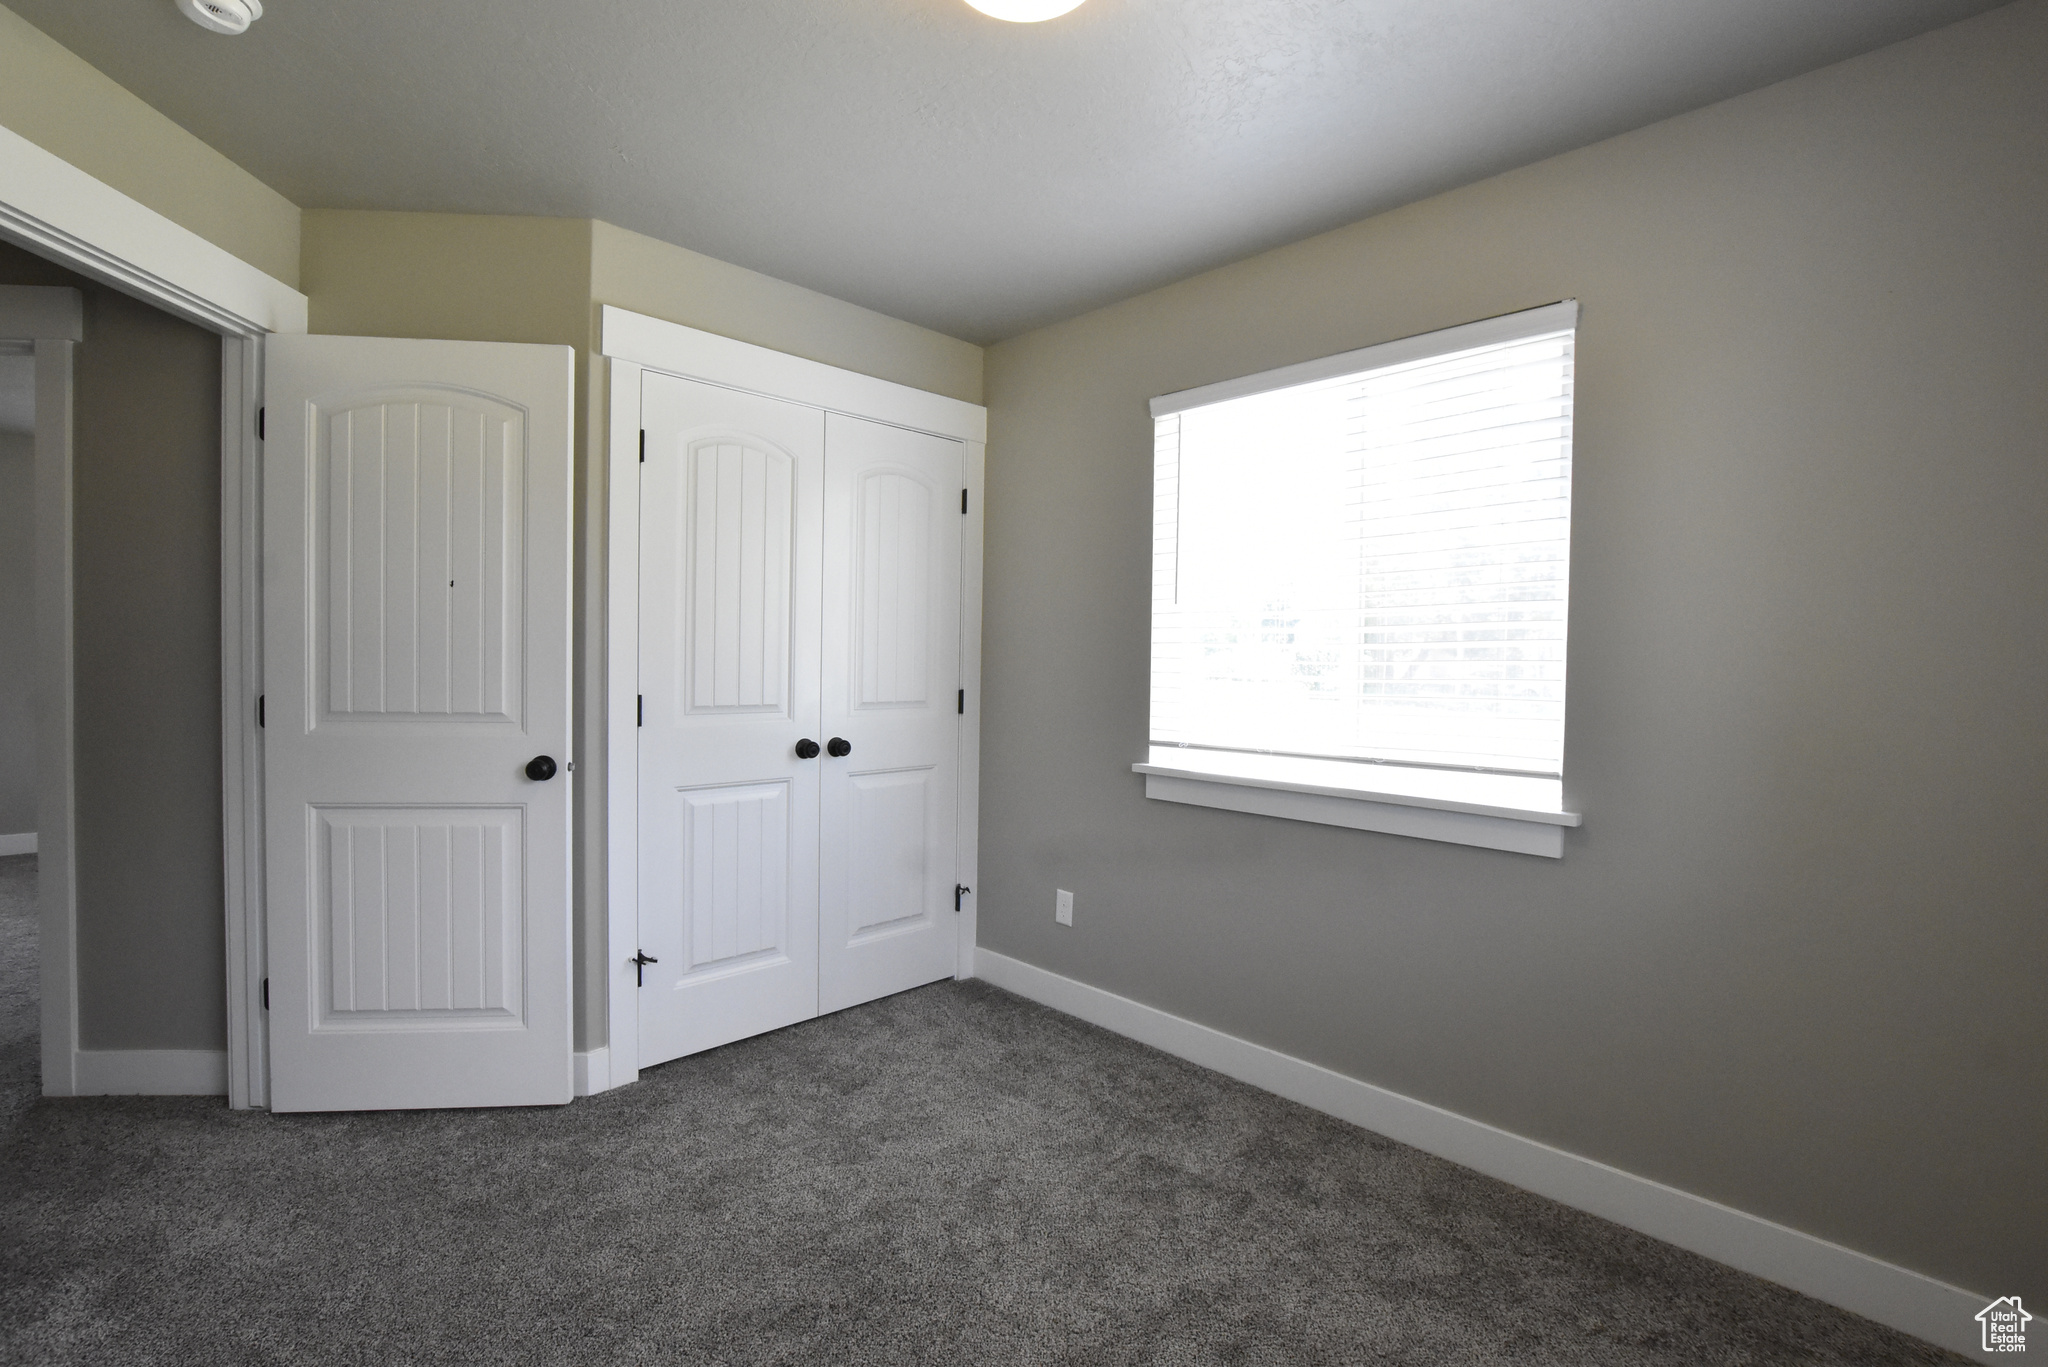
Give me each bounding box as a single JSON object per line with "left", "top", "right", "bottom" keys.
{"left": 1142, "top": 300, "right": 1584, "bottom": 859}
{"left": 1133, "top": 748, "right": 1579, "bottom": 858}
{"left": 1151, "top": 299, "right": 1577, "bottom": 418}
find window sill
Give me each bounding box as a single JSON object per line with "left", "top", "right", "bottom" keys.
{"left": 1132, "top": 748, "right": 1582, "bottom": 858}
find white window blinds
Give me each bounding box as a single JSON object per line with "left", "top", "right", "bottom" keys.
{"left": 1150, "top": 302, "right": 1576, "bottom": 777}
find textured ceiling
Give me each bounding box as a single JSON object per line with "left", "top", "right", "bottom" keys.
{"left": 7, "top": 0, "right": 2004, "bottom": 343}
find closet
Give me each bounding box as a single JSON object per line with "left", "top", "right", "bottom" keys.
{"left": 619, "top": 319, "right": 980, "bottom": 1070}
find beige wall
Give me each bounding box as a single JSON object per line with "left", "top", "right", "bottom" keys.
{"left": 301, "top": 211, "right": 591, "bottom": 350}
{"left": 0, "top": 4, "right": 300, "bottom": 287}
{"left": 978, "top": 0, "right": 2048, "bottom": 1302}
{"left": 0, "top": 240, "right": 226, "bottom": 1052}
{"left": 590, "top": 220, "right": 983, "bottom": 406}
{"left": 302, "top": 210, "right": 985, "bottom": 1048}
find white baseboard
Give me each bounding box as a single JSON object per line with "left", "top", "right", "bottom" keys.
{"left": 574, "top": 1046, "right": 612, "bottom": 1097}
{"left": 0, "top": 832, "right": 36, "bottom": 857}
{"left": 66, "top": 1048, "right": 228, "bottom": 1096}
{"left": 56, "top": 1049, "right": 621, "bottom": 1101}
{"left": 972, "top": 949, "right": 1990, "bottom": 1360}
{"left": 59, "top": 1048, "right": 621, "bottom": 1101}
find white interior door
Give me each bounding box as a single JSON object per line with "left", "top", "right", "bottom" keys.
{"left": 636, "top": 373, "right": 824, "bottom": 1066}
{"left": 263, "top": 336, "right": 575, "bottom": 1112}
{"left": 818, "top": 414, "right": 963, "bottom": 1013}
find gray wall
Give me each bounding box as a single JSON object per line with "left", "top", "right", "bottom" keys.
{"left": 0, "top": 240, "right": 225, "bottom": 1053}
{"left": 0, "top": 427, "right": 32, "bottom": 836}
{"left": 978, "top": 0, "right": 2047, "bottom": 1303}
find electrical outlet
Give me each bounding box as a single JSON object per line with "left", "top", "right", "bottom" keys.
{"left": 1055, "top": 888, "right": 1074, "bottom": 926}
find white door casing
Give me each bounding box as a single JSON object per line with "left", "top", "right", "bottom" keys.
{"left": 264, "top": 336, "right": 575, "bottom": 1111}
{"left": 636, "top": 373, "right": 825, "bottom": 1065}
{"left": 818, "top": 414, "right": 962, "bottom": 1013}
{"left": 5, "top": 127, "right": 307, "bottom": 1105}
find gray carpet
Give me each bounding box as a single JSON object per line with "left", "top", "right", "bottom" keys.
{"left": 0, "top": 859, "right": 1960, "bottom": 1366}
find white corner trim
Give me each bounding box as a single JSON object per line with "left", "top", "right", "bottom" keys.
{"left": 71, "top": 1048, "right": 229, "bottom": 1096}
{"left": 598, "top": 305, "right": 987, "bottom": 444}
{"left": 603, "top": 358, "right": 644, "bottom": 1089}
{"left": 1141, "top": 772, "right": 1568, "bottom": 857}
{"left": 0, "top": 832, "right": 35, "bottom": 857}
{"left": 574, "top": 1047, "right": 621, "bottom": 1097}
{"left": 972, "top": 949, "right": 1987, "bottom": 1359}
{"left": 0, "top": 123, "right": 306, "bottom": 338}
{"left": 27, "top": 332, "right": 78, "bottom": 1098}
{"left": 953, "top": 437, "right": 986, "bottom": 981}
{"left": 219, "top": 337, "right": 267, "bottom": 1111}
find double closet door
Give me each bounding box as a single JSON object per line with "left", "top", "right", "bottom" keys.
{"left": 636, "top": 372, "right": 964, "bottom": 1066}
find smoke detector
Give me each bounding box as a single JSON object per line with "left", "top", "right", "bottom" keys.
{"left": 177, "top": 0, "right": 262, "bottom": 35}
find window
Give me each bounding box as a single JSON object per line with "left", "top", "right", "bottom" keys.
{"left": 1136, "top": 301, "right": 1583, "bottom": 856}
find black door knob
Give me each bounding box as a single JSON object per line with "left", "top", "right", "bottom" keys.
{"left": 826, "top": 737, "right": 851, "bottom": 758}
{"left": 794, "top": 738, "right": 820, "bottom": 759}
{"left": 525, "top": 755, "right": 558, "bottom": 781}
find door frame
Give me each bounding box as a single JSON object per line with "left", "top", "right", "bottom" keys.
{"left": 596, "top": 305, "right": 987, "bottom": 1089}
{"left": 1, "top": 286, "right": 81, "bottom": 1094}
{"left": 1, "top": 122, "right": 307, "bottom": 1106}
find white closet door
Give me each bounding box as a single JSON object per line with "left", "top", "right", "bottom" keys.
{"left": 817, "top": 414, "right": 963, "bottom": 1014}
{"left": 637, "top": 373, "right": 825, "bottom": 1065}
{"left": 264, "top": 336, "right": 575, "bottom": 1112}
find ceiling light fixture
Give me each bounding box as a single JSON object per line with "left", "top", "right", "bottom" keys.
{"left": 963, "top": 0, "right": 1087, "bottom": 22}
{"left": 176, "top": 0, "right": 262, "bottom": 35}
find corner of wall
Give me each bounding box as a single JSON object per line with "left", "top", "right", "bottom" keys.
{"left": 587, "top": 218, "right": 984, "bottom": 406}
{"left": 0, "top": 3, "right": 300, "bottom": 286}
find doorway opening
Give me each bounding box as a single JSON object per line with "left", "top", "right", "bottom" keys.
{"left": 2, "top": 241, "right": 250, "bottom": 1105}
{"left": 0, "top": 333, "right": 38, "bottom": 1123}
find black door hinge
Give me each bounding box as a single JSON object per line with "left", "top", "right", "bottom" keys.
{"left": 637, "top": 694, "right": 644, "bottom": 727}
{"left": 630, "top": 950, "right": 658, "bottom": 986}
{"left": 257, "top": 407, "right": 265, "bottom": 440}
{"left": 639, "top": 430, "right": 646, "bottom": 462}
{"left": 261, "top": 977, "right": 269, "bottom": 1010}
{"left": 257, "top": 694, "right": 264, "bottom": 728}
{"left": 958, "top": 689, "right": 964, "bottom": 715}
{"left": 954, "top": 884, "right": 972, "bottom": 912}
{"left": 961, "top": 488, "right": 968, "bottom": 515}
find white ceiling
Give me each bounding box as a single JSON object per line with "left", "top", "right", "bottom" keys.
{"left": 7, "top": 0, "right": 2003, "bottom": 343}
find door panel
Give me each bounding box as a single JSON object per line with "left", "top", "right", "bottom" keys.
{"left": 676, "top": 780, "right": 790, "bottom": 974}
{"left": 819, "top": 414, "right": 962, "bottom": 1013}
{"left": 686, "top": 438, "right": 794, "bottom": 713}
{"left": 319, "top": 394, "right": 524, "bottom": 721}
{"left": 637, "top": 374, "right": 824, "bottom": 1066}
{"left": 314, "top": 806, "right": 522, "bottom": 1021}
{"left": 854, "top": 471, "right": 934, "bottom": 707}
{"left": 844, "top": 766, "right": 934, "bottom": 939}
{"left": 265, "top": 336, "right": 574, "bottom": 1112}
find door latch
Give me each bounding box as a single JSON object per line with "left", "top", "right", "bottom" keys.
{"left": 630, "top": 950, "right": 659, "bottom": 986}
{"left": 954, "top": 884, "right": 971, "bottom": 912}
